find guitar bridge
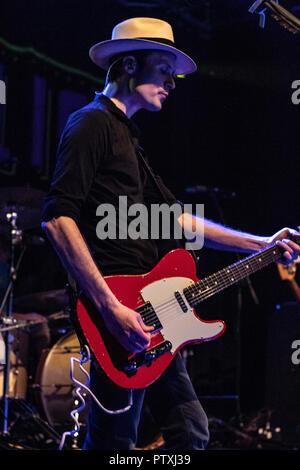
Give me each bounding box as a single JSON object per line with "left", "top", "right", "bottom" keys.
{"left": 123, "top": 341, "right": 172, "bottom": 377}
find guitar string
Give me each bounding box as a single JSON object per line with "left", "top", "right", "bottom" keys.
{"left": 194, "top": 247, "right": 278, "bottom": 289}
{"left": 182, "top": 252, "right": 278, "bottom": 311}
{"left": 186, "top": 248, "right": 279, "bottom": 307}
{"left": 187, "top": 247, "right": 278, "bottom": 299}
{"left": 140, "top": 248, "right": 279, "bottom": 326}
{"left": 138, "top": 247, "right": 280, "bottom": 325}
{"left": 140, "top": 300, "right": 178, "bottom": 325}
{"left": 139, "top": 248, "right": 274, "bottom": 319}
{"left": 140, "top": 298, "right": 180, "bottom": 326}
{"left": 152, "top": 299, "right": 183, "bottom": 327}
{"left": 140, "top": 250, "right": 279, "bottom": 326}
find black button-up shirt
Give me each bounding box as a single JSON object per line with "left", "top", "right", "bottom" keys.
{"left": 42, "top": 93, "right": 179, "bottom": 275}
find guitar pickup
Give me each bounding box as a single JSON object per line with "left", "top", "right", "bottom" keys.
{"left": 136, "top": 302, "right": 162, "bottom": 332}
{"left": 123, "top": 340, "right": 172, "bottom": 376}
{"left": 174, "top": 290, "right": 188, "bottom": 312}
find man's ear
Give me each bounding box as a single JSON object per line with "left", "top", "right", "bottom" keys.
{"left": 123, "top": 55, "right": 138, "bottom": 75}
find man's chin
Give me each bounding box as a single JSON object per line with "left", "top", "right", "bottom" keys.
{"left": 144, "top": 101, "right": 162, "bottom": 112}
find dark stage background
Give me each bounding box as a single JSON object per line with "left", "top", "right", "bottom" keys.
{"left": 0, "top": 0, "right": 300, "bottom": 449}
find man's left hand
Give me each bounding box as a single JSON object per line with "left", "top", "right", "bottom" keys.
{"left": 268, "top": 227, "right": 300, "bottom": 265}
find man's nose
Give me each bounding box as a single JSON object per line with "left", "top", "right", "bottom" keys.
{"left": 165, "top": 73, "right": 176, "bottom": 91}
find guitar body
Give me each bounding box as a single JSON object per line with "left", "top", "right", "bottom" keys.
{"left": 76, "top": 249, "right": 225, "bottom": 389}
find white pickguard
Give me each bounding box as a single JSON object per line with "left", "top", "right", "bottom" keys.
{"left": 140, "top": 277, "right": 224, "bottom": 354}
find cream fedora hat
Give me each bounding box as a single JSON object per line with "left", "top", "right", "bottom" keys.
{"left": 89, "top": 17, "right": 197, "bottom": 75}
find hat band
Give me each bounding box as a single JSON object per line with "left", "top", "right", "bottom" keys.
{"left": 136, "top": 37, "right": 175, "bottom": 47}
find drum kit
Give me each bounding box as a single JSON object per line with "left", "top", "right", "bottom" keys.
{"left": 0, "top": 187, "right": 89, "bottom": 450}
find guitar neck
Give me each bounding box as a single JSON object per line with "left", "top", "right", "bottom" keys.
{"left": 184, "top": 244, "right": 282, "bottom": 307}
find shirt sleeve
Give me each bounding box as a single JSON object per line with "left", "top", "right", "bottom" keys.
{"left": 42, "top": 108, "right": 108, "bottom": 224}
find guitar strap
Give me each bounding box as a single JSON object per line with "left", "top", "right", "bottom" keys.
{"left": 136, "top": 145, "right": 177, "bottom": 206}
{"left": 136, "top": 146, "right": 199, "bottom": 266}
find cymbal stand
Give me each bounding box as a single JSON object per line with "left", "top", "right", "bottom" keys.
{"left": 0, "top": 210, "right": 25, "bottom": 435}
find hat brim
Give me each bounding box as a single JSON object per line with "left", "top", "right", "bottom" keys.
{"left": 89, "top": 38, "right": 197, "bottom": 75}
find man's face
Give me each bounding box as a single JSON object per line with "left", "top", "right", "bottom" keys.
{"left": 132, "top": 51, "right": 176, "bottom": 112}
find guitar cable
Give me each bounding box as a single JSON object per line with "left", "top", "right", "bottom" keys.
{"left": 58, "top": 345, "right": 133, "bottom": 450}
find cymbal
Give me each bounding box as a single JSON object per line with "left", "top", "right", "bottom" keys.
{"left": 13, "top": 289, "right": 69, "bottom": 314}
{"left": 0, "top": 186, "right": 45, "bottom": 234}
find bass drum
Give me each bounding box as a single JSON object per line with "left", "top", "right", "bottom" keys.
{"left": 0, "top": 328, "right": 28, "bottom": 400}
{"left": 34, "top": 330, "right": 90, "bottom": 429}
{"left": 0, "top": 344, "right": 27, "bottom": 400}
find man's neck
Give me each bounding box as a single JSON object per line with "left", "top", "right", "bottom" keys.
{"left": 102, "top": 82, "right": 140, "bottom": 118}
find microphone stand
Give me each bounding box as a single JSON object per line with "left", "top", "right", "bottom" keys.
{"left": 0, "top": 211, "right": 25, "bottom": 436}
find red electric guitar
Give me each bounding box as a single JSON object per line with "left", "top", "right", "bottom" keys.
{"left": 75, "top": 243, "right": 292, "bottom": 389}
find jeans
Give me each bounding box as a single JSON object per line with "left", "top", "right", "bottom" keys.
{"left": 82, "top": 353, "right": 209, "bottom": 450}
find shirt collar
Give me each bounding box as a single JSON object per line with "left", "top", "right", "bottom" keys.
{"left": 94, "top": 92, "right": 140, "bottom": 139}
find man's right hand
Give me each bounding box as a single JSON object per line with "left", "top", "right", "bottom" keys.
{"left": 102, "top": 301, "right": 154, "bottom": 353}
{"left": 42, "top": 217, "right": 153, "bottom": 354}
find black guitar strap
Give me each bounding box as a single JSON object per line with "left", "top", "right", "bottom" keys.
{"left": 136, "top": 146, "right": 199, "bottom": 265}
{"left": 136, "top": 145, "right": 175, "bottom": 205}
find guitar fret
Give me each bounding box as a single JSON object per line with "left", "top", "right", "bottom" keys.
{"left": 184, "top": 244, "right": 281, "bottom": 307}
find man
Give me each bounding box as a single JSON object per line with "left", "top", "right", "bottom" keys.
{"left": 41, "top": 17, "right": 300, "bottom": 450}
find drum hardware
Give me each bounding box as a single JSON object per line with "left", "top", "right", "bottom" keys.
{"left": 0, "top": 314, "right": 83, "bottom": 448}
{"left": 0, "top": 310, "right": 76, "bottom": 447}
{"left": 0, "top": 187, "right": 45, "bottom": 238}
{"left": 0, "top": 317, "right": 29, "bottom": 333}
{"left": 0, "top": 208, "right": 27, "bottom": 436}
{"left": 0, "top": 310, "right": 70, "bottom": 333}
{"left": 0, "top": 187, "right": 73, "bottom": 447}
{"left": 0, "top": 398, "right": 61, "bottom": 449}
{"left": 0, "top": 203, "right": 50, "bottom": 438}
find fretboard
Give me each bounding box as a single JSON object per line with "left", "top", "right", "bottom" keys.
{"left": 184, "top": 244, "right": 282, "bottom": 307}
